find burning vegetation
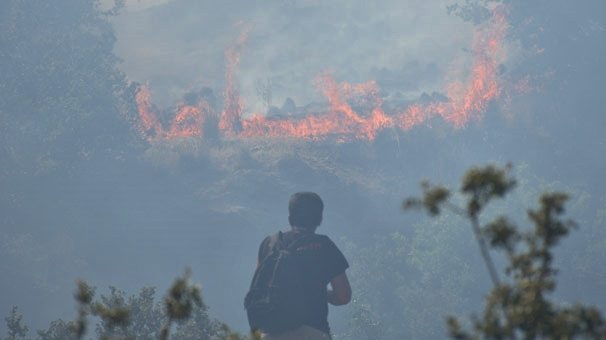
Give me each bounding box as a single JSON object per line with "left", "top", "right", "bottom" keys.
{"left": 135, "top": 6, "right": 509, "bottom": 143}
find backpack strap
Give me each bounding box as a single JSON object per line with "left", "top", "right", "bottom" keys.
{"left": 247, "top": 233, "right": 283, "bottom": 294}
{"left": 267, "top": 232, "right": 282, "bottom": 252}
{"left": 265, "top": 231, "right": 316, "bottom": 287}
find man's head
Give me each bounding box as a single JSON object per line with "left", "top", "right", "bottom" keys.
{"left": 288, "top": 192, "right": 324, "bottom": 231}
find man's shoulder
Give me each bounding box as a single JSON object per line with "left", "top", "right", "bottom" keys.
{"left": 286, "top": 232, "right": 338, "bottom": 244}
{"left": 261, "top": 231, "right": 337, "bottom": 249}
{"left": 259, "top": 230, "right": 292, "bottom": 251}
{"left": 296, "top": 233, "right": 341, "bottom": 254}
{"left": 259, "top": 232, "right": 280, "bottom": 249}
{"left": 311, "top": 233, "right": 336, "bottom": 245}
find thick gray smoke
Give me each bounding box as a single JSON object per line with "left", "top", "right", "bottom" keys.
{"left": 1, "top": 0, "right": 605, "bottom": 338}
{"left": 111, "top": 0, "right": 474, "bottom": 110}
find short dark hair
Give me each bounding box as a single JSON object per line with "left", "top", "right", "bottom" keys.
{"left": 288, "top": 192, "right": 324, "bottom": 230}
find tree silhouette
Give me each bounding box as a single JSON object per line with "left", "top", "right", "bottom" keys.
{"left": 405, "top": 164, "right": 606, "bottom": 339}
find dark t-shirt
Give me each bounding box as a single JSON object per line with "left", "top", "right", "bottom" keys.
{"left": 257, "top": 229, "right": 349, "bottom": 334}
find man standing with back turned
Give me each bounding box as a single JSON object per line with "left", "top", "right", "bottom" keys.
{"left": 245, "top": 192, "right": 351, "bottom": 340}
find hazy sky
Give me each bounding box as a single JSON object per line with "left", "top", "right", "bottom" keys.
{"left": 109, "top": 0, "right": 478, "bottom": 110}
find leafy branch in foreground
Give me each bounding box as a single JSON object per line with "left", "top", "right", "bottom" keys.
{"left": 405, "top": 164, "right": 606, "bottom": 339}
{"left": 405, "top": 165, "right": 515, "bottom": 287}
{"left": 160, "top": 269, "right": 202, "bottom": 340}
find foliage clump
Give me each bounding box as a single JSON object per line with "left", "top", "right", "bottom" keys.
{"left": 4, "top": 307, "right": 28, "bottom": 340}
{"left": 4, "top": 270, "right": 252, "bottom": 340}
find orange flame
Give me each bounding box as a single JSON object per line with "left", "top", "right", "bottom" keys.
{"left": 219, "top": 25, "right": 250, "bottom": 136}
{"left": 135, "top": 86, "right": 208, "bottom": 139}
{"left": 136, "top": 7, "right": 509, "bottom": 142}
{"left": 394, "top": 7, "right": 507, "bottom": 131}
{"left": 135, "top": 86, "right": 161, "bottom": 137}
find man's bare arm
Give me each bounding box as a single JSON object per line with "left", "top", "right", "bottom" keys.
{"left": 328, "top": 272, "right": 351, "bottom": 306}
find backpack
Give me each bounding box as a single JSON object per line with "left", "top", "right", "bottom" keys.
{"left": 244, "top": 232, "right": 314, "bottom": 334}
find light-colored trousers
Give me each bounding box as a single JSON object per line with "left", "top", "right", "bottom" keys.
{"left": 261, "top": 325, "right": 331, "bottom": 340}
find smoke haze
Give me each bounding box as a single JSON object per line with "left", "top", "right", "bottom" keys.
{"left": 1, "top": 0, "right": 605, "bottom": 338}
